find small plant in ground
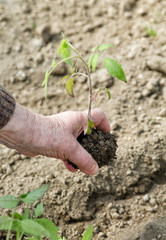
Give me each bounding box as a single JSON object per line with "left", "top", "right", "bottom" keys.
{"left": 0, "top": 185, "right": 93, "bottom": 240}
{"left": 42, "top": 34, "right": 126, "bottom": 169}
{"left": 145, "top": 10, "right": 158, "bottom": 38}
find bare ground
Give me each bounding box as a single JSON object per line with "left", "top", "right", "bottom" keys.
{"left": 0, "top": 0, "right": 166, "bottom": 239}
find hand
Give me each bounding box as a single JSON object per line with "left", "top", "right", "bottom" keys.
{"left": 0, "top": 104, "right": 110, "bottom": 175}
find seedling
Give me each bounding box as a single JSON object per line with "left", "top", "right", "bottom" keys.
{"left": 145, "top": 10, "right": 158, "bottom": 38}
{"left": 42, "top": 34, "right": 126, "bottom": 134}
{"left": 0, "top": 185, "right": 93, "bottom": 240}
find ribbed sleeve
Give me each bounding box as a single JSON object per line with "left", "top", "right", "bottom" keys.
{"left": 0, "top": 85, "right": 16, "bottom": 129}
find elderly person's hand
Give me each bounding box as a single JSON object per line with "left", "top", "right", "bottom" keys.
{"left": 0, "top": 103, "right": 110, "bottom": 175}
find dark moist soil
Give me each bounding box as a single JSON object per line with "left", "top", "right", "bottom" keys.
{"left": 68, "top": 129, "right": 117, "bottom": 169}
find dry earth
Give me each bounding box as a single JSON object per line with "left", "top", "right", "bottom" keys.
{"left": 0, "top": 0, "right": 166, "bottom": 239}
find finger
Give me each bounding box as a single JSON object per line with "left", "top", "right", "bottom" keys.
{"left": 91, "top": 108, "right": 110, "bottom": 132}
{"left": 62, "top": 160, "right": 78, "bottom": 173}
{"left": 67, "top": 138, "right": 99, "bottom": 175}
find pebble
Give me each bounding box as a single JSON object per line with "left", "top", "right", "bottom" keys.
{"left": 35, "top": 52, "right": 44, "bottom": 64}
{"left": 159, "top": 108, "right": 166, "bottom": 117}
{"left": 143, "top": 194, "right": 150, "bottom": 202}
{"left": 98, "top": 232, "right": 105, "bottom": 238}
{"left": 147, "top": 56, "right": 166, "bottom": 75}
{"left": 111, "top": 212, "right": 120, "bottom": 219}
{"left": 16, "top": 62, "right": 28, "bottom": 70}
{"left": 14, "top": 44, "right": 22, "bottom": 52}
{"left": 127, "top": 45, "right": 139, "bottom": 59}
{"left": 108, "top": 202, "right": 113, "bottom": 209}
{"left": 36, "top": 24, "right": 51, "bottom": 43}
{"left": 30, "top": 38, "right": 43, "bottom": 51}
{"left": 15, "top": 70, "right": 27, "bottom": 82}
{"left": 149, "top": 198, "right": 157, "bottom": 207}
{"left": 91, "top": 69, "right": 114, "bottom": 88}
{"left": 52, "top": 62, "right": 66, "bottom": 76}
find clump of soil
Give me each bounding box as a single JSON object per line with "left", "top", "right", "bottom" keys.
{"left": 68, "top": 129, "right": 117, "bottom": 169}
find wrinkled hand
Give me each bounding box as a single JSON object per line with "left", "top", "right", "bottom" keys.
{"left": 0, "top": 103, "right": 110, "bottom": 175}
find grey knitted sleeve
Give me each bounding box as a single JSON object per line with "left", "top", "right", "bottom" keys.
{"left": 0, "top": 85, "right": 16, "bottom": 129}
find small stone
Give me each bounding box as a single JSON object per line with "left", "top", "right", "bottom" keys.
{"left": 36, "top": 24, "right": 51, "bottom": 43}
{"left": 143, "top": 194, "right": 150, "bottom": 202}
{"left": 147, "top": 55, "right": 166, "bottom": 75}
{"left": 159, "top": 108, "right": 166, "bottom": 117}
{"left": 127, "top": 45, "right": 139, "bottom": 59}
{"left": 142, "top": 88, "right": 150, "bottom": 97}
{"left": 52, "top": 62, "right": 66, "bottom": 76}
{"left": 98, "top": 232, "right": 104, "bottom": 238}
{"left": 108, "top": 203, "right": 113, "bottom": 209}
{"left": 137, "top": 8, "right": 147, "bottom": 16}
{"left": 15, "top": 70, "right": 27, "bottom": 82}
{"left": 30, "top": 38, "right": 43, "bottom": 51}
{"left": 35, "top": 52, "right": 44, "bottom": 64}
{"left": 111, "top": 212, "right": 120, "bottom": 219}
{"left": 16, "top": 62, "right": 27, "bottom": 70}
{"left": 91, "top": 69, "right": 114, "bottom": 88}
{"left": 14, "top": 44, "right": 22, "bottom": 52}
{"left": 126, "top": 169, "right": 132, "bottom": 175}
{"left": 149, "top": 198, "right": 157, "bottom": 207}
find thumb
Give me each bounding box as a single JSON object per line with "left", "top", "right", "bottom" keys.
{"left": 67, "top": 138, "right": 99, "bottom": 175}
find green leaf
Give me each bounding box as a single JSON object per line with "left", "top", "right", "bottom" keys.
{"left": 23, "top": 208, "right": 30, "bottom": 220}
{"left": 51, "top": 59, "right": 56, "bottom": 68}
{"left": 62, "top": 48, "right": 72, "bottom": 65}
{"left": 98, "top": 44, "right": 113, "bottom": 52}
{"left": 103, "top": 57, "right": 127, "bottom": 82}
{"left": 13, "top": 212, "right": 22, "bottom": 220}
{"left": 25, "top": 238, "right": 39, "bottom": 240}
{"left": 34, "top": 218, "right": 59, "bottom": 240}
{"left": 88, "top": 54, "right": 94, "bottom": 68}
{"left": 0, "top": 216, "right": 11, "bottom": 228}
{"left": 0, "top": 195, "right": 19, "bottom": 209}
{"left": 92, "top": 53, "right": 99, "bottom": 72}
{"left": 105, "top": 87, "right": 111, "bottom": 100}
{"left": 0, "top": 216, "right": 21, "bottom": 232}
{"left": 66, "top": 77, "right": 74, "bottom": 97}
{"left": 82, "top": 225, "right": 93, "bottom": 240}
{"left": 86, "top": 119, "right": 95, "bottom": 135}
{"left": 21, "top": 219, "right": 50, "bottom": 238}
{"left": 56, "top": 75, "right": 70, "bottom": 86}
{"left": 34, "top": 202, "right": 43, "bottom": 218}
{"left": 91, "top": 46, "right": 98, "bottom": 52}
{"left": 42, "top": 70, "right": 49, "bottom": 87}
{"left": 20, "top": 184, "right": 49, "bottom": 204}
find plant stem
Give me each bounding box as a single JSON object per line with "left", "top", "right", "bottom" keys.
{"left": 6, "top": 207, "right": 16, "bottom": 240}
{"left": 49, "top": 55, "right": 79, "bottom": 75}
{"left": 18, "top": 232, "right": 24, "bottom": 240}
{"left": 68, "top": 44, "right": 93, "bottom": 120}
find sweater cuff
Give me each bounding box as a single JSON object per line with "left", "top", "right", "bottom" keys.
{"left": 0, "top": 86, "right": 16, "bottom": 129}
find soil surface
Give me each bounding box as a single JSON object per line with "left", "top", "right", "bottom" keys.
{"left": 0, "top": 0, "right": 166, "bottom": 239}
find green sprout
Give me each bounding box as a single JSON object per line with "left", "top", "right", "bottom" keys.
{"left": 42, "top": 34, "right": 126, "bottom": 134}
{"left": 146, "top": 27, "right": 157, "bottom": 37}
{"left": 0, "top": 185, "right": 93, "bottom": 240}
{"left": 146, "top": 10, "right": 158, "bottom": 38}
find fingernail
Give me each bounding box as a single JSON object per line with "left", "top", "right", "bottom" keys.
{"left": 89, "top": 163, "right": 99, "bottom": 175}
